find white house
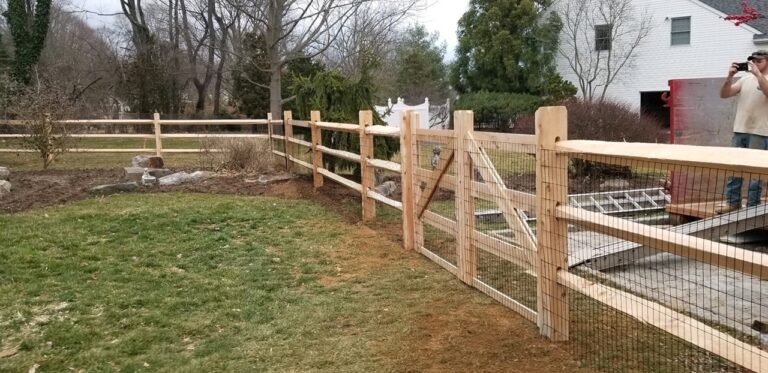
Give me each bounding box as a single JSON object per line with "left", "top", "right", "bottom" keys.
{"left": 555, "top": 0, "right": 768, "bottom": 121}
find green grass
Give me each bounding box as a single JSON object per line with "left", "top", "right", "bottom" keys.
{"left": 0, "top": 193, "right": 523, "bottom": 372}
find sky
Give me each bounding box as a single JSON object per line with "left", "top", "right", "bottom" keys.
{"left": 419, "top": 0, "right": 471, "bottom": 61}
{"left": 72, "top": 0, "right": 470, "bottom": 60}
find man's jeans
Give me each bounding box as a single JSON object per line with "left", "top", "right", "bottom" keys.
{"left": 725, "top": 132, "right": 768, "bottom": 207}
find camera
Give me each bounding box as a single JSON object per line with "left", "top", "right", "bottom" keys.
{"left": 737, "top": 62, "right": 750, "bottom": 71}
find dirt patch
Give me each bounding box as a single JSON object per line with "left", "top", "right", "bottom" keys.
{"left": 318, "top": 207, "right": 588, "bottom": 372}
{"left": 0, "top": 169, "right": 123, "bottom": 213}
{"left": 0, "top": 169, "right": 321, "bottom": 213}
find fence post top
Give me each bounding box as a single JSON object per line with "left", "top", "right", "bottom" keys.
{"left": 153, "top": 112, "right": 160, "bottom": 120}
{"left": 535, "top": 106, "right": 567, "bottom": 148}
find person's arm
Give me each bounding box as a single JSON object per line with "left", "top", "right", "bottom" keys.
{"left": 721, "top": 63, "right": 742, "bottom": 98}
{"left": 750, "top": 61, "right": 768, "bottom": 98}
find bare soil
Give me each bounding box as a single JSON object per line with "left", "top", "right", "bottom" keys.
{"left": 0, "top": 169, "right": 589, "bottom": 372}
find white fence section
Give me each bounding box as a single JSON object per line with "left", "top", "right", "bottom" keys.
{"left": 374, "top": 98, "right": 450, "bottom": 130}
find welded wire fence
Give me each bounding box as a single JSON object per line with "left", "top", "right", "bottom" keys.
{"left": 274, "top": 107, "right": 768, "bottom": 372}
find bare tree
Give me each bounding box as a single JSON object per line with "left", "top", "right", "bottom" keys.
{"left": 556, "top": 0, "right": 652, "bottom": 102}
{"left": 228, "top": 0, "right": 421, "bottom": 119}
{"left": 322, "top": 1, "right": 410, "bottom": 79}
{"left": 177, "top": 0, "right": 218, "bottom": 113}
{"left": 212, "top": 1, "right": 240, "bottom": 115}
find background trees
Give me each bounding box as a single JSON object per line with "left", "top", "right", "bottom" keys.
{"left": 0, "top": 0, "right": 577, "bottom": 123}
{"left": 450, "top": 0, "right": 575, "bottom": 131}
{"left": 450, "top": 0, "right": 574, "bottom": 100}
{"left": 2, "top": 0, "right": 51, "bottom": 85}
{"left": 556, "top": 0, "right": 652, "bottom": 102}
{"left": 390, "top": 24, "right": 449, "bottom": 104}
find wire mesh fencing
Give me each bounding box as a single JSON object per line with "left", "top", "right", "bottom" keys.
{"left": 272, "top": 107, "right": 768, "bottom": 372}
{"left": 558, "top": 153, "right": 768, "bottom": 372}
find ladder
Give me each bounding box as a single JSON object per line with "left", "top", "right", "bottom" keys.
{"left": 476, "top": 187, "right": 670, "bottom": 223}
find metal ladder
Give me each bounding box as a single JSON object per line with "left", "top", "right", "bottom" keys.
{"left": 476, "top": 187, "right": 670, "bottom": 223}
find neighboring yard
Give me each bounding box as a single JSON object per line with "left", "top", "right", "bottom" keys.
{"left": 0, "top": 188, "right": 587, "bottom": 372}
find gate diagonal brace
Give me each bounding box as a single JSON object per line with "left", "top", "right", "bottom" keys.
{"left": 466, "top": 134, "right": 537, "bottom": 266}
{"left": 416, "top": 139, "right": 456, "bottom": 219}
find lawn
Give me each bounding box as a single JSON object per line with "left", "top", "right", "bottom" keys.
{"left": 0, "top": 193, "right": 585, "bottom": 372}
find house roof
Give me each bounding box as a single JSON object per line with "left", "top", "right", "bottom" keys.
{"left": 697, "top": 0, "right": 768, "bottom": 40}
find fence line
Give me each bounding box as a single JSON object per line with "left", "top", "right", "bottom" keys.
{"left": 3, "top": 107, "right": 765, "bottom": 370}
{"left": 272, "top": 107, "right": 768, "bottom": 372}
{"left": 0, "top": 114, "right": 274, "bottom": 156}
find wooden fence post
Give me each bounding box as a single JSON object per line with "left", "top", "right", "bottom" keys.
{"left": 455, "top": 110, "right": 476, "bottom": 284}
{"left": 412, "top": 112, "right": 424, "bottom": 250}
{"left": 535, "top": 106, "right": 569, "bottom": 342}
{"left": 267, "top": 112, "right": 274, "bottom": 154}
{"left": 310, "top": 111, "right": 324, "bottom": 188}
{"left": 284, "top": 111, "right": 294, "bottom": 172}
{"left": 400, "top": 111, "right": 416, "bottom": 250}
{"left": 359, "top": 110, "right": 375, "bottom": 221}
{"left": 153, "top": 112, "right": 162, "bottom": 157}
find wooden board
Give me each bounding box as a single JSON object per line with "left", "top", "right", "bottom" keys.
{"left": 579, "top": 203, "right": 768, "bottom": 270}
{"left": 557, "top": 205, "right": 768, "bottom": 280}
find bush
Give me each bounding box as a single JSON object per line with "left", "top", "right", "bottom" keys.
{"left": 6, "top": 81, "right": 80, "bottom": 169}
{"left": 514, "top": 98, "right": 665, "bottom": 142}
{"left": 453, "top": 91, "right": 542, "bottom": 132}
{"left": 199, "top": 138, "right": 274, "bottom": 173}
{"left": 515, "top": 99, "right": 667, "bottom": 178}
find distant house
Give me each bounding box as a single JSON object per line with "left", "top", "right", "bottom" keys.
{"left": 555, "top": 0, "right": 768, "bottom": 122}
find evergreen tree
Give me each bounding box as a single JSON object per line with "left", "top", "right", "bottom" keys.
{"left": 392, "top": 25, "right": 450, "bottom": 103}
{"left": 450, "top": 0, "right": 574, "bottom": 100}
{"left": 232, "top": 33, "right": 324, "bottom": 118}
{"left": 292, "top": 69, "right": 397, "bottom": 175}
{"left": 2, "top": 0, "right": 52, "bottom": 85}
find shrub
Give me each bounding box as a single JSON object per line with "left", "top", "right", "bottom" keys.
{"left": 453, "top": 91, "right": 542, "bottom": 132}
{"left": 515, "top": 99, "right": 667, "bottom": 178}
{"left": 6, "top": 82, "right": 80, "bottom": 169}
{"left": 514, "top": 98, "right": 665, "bottom": 142}
{"left": 199, "top": 138, "right": 274, "bottom": 173}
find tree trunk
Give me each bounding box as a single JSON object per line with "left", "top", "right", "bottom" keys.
{"left": 194, "top": 80, "right": 206, "bottom": 114}
{"left": 213, "top": 62, "right": 225, "bottom": 117}
{"left": 269, "top": 58, "right": 282, "bottom": 120}
{"left": 213, "top": 27, "right": 229, "bottom": 117}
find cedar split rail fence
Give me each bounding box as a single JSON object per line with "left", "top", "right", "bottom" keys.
{"left": 2, "top": 107, "right": 768, "bottom": 371}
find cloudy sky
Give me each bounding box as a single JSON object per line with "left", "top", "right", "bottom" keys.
{"left": 71, "top": 0, "right": 471, "bottom": 60}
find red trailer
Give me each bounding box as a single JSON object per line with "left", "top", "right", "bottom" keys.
{"left": 665, "top": 77, "right": 764, "bottom": 219}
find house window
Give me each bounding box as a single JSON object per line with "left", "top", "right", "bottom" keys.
{"left": 671, "top": 17, "right": 691, "bottom": 45}
{"left": 595, "top": 24, "right": 612, "bottom": 51}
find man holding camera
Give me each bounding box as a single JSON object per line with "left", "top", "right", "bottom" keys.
{"left": 717, "top": 50, "right": 768, "bottom": 213}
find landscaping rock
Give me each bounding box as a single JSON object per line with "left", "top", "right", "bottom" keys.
{"left": 600, "top": 179, "right": 630, "bottom": 190}
{"left": 90, "top": 182, "right": 139, "bottom": 196}
{"left": 0, "top": 166, "right": 9, "bottom": 181}
{"left": 158, "top": 171, "right": 214, "bottom": 186}
{"left": 374, "top": 180, "right": 397, "bottom": 197}
{"left": 0, "top": 180, "right": 11, "bottom": 196}
{"left": 148, "top": 156, "right": 164, "bottom": 168}
{"left": 132, "top": 155, "right": 152, "bottom": 168}
{"left": 257, "top": 173, "right": 294, "bottom": 185}
{"left": 124, "top": 167, "right": 173, "bottom": 182}
{"left": 141, "top": 171, "right": 157, "bottom": 186}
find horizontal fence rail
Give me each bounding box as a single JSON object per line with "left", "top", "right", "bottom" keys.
{"left": 0, "top": 114, "right": 273, "bottom": 155}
